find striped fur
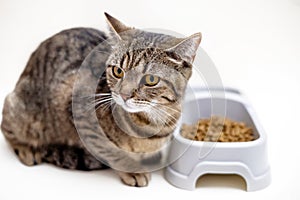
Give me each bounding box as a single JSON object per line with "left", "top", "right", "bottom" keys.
{"left": 1, "top": 13, "right": 201, "bottom": 187}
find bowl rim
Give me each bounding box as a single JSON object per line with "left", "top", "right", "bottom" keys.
{"left": 173, "top": 87, "right": 267, "bottom": 148}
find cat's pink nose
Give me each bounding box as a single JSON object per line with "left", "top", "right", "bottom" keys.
{"left": 120, "top": 93, "right": 131, "bottom": 101}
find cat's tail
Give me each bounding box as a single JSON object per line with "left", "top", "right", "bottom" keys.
{"left": 41, "top": 144, "right": 109, "bottom": 171}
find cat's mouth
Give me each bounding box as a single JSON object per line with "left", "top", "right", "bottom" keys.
{"left": 122, "top": 102, "right": 146, "bottom": 113}
{"left": 112, "top": 93, "right": 149, "bottom": 113}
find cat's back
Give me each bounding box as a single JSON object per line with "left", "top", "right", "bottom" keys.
{"left": 2, "top": 28, "right": 106, "bottom": 146}
{"left": 19, "top": 27, "right": 106, "bottom": 94}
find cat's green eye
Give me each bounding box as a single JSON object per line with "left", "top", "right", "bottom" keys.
{"left": 144, "top": 75, "right": 160, "bottom": 86}
{"left": 112, "top": 66, "right": 124, "bottom": 79}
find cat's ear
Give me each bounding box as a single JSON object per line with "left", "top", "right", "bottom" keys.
{"left": 166, "top": 33, "right": 202, "bottom": 63}
{"left": 104, "top": 12, "right": 133, "bottom": 40}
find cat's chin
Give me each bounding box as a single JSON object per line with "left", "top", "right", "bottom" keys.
{"left": 120, "top": 104, "right": 147, "bottom": 113}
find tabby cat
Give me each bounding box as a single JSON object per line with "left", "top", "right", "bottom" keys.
{"left": 1, "top": 13, "right": 201, "bottom": 187}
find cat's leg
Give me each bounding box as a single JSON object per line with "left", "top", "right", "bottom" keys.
{"left": 41, "top": 145, "right": 108, "bottom": 170}
{"left": 1, "top": 92, "right": 42, "bottom": 166}
{"left": 1, "top": 92, "right": 47, "bottom": 166}
{"left": 117, "top": 171, "right": 151, "bottom": 187}
{"left": 81, "top": 149, "right": 108, "bottom": 170}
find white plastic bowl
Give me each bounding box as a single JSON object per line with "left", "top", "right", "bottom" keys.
{"left": 164, "top": 88, "right": 271, "bottom": 191}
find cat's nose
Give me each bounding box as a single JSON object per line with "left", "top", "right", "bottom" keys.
{"left": 120, "top": 93, "right": 131, "bottom": 101}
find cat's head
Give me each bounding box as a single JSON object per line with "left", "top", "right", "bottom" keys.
{"left": 104, "top": 13, "right": 201, "bottom": 121}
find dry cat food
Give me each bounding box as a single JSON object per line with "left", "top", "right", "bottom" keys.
{"left": 180, "top": 116, "right": 255, "bottom": 142}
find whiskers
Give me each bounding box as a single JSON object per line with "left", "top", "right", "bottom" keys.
{"left": 81, "top": 93, "right": 115, "bottom": 114}
{"left": 133, "top": 100, "right": 181, "bottom": 131}
{"left": 149, "top": 103, "right": 180, "bottom": 131}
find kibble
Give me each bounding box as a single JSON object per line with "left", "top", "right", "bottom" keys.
{"left": 180, "top": 116, "right": 255, "bottom": 142}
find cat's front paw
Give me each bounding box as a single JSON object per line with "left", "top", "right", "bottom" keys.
{"left": 117, "top": 171, "right": 151, "bottom": 187}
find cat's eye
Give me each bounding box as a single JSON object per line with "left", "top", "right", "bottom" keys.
{"left": 144, "top": 75, "right": 160, "bottom": 86}
{"left": 112, "top": 66, "right": 124, "bottom": 78}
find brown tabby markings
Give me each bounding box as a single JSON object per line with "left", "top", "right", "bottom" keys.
{"left": 1, "top": 13, "right": 201, "bottom": 187}
{"left": 1, "top": 28, "right": 107, "bottom": 169}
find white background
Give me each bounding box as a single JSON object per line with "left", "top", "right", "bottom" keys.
{"left": 0, "top": 0, "right": 300, "bottom": 199}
